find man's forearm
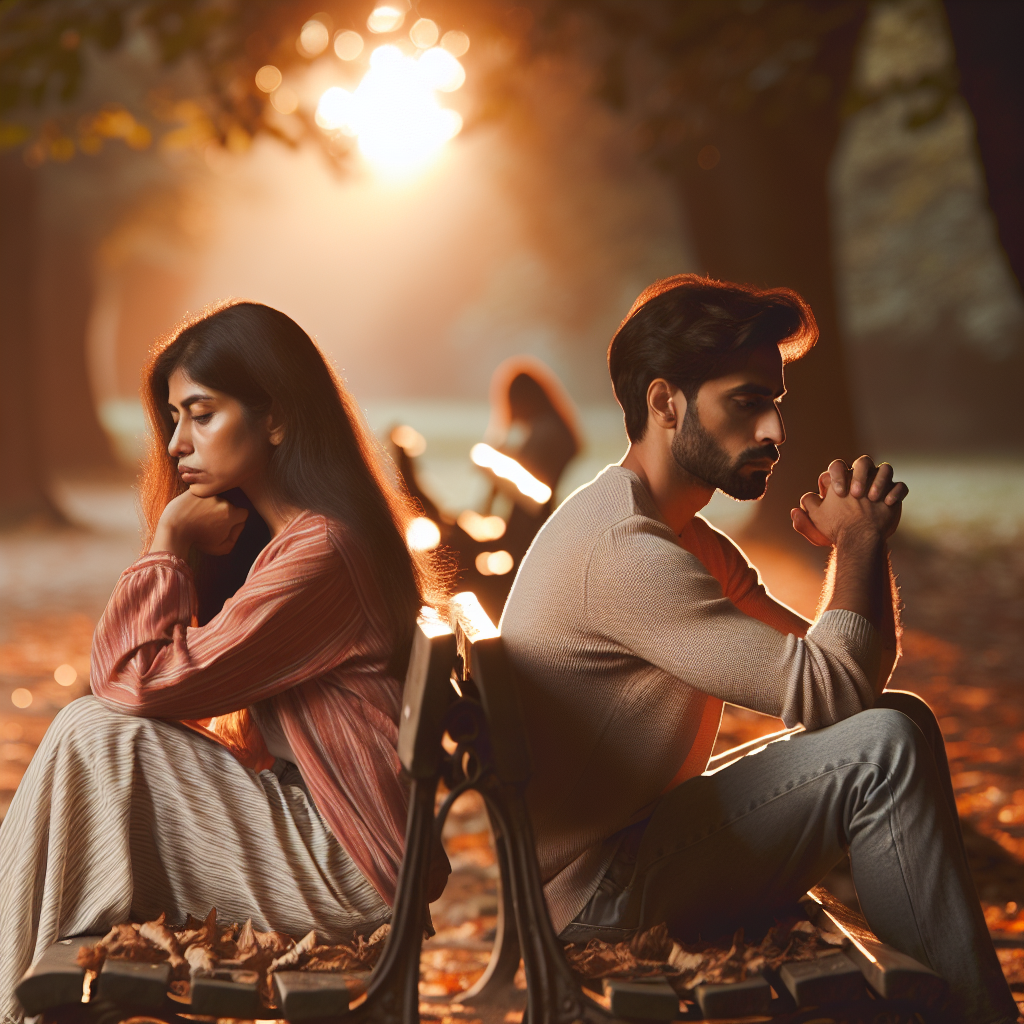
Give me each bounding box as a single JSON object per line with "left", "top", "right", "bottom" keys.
{"left": 817, "top": 534, "right": 901, "bottom": 690}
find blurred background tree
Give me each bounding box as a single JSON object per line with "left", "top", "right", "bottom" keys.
{"left": 1, "top": 0, "right": 1020, "bottom": 540}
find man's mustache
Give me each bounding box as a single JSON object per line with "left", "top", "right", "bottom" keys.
{"left": 738, "top": 445, "right": 780, "bottom": 466}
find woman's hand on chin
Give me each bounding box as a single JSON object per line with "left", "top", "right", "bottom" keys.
{"left": 151, "top": 490, "right": 249, "bottom": 560}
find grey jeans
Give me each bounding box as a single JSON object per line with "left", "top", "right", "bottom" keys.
{"left": 561, "top": 692, "right": 1016, "bottom": 1024}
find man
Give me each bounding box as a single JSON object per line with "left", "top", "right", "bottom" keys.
{"left": 500, "top": 275, "right": 1016, "bottom": 1024}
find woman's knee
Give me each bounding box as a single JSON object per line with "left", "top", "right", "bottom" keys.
{"left": 44, "top": 695, "right": 132, "bottom": 748}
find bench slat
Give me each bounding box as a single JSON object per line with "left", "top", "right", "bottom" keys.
{"left": 15, "top": 935, "right": 103, "bottom": 1015}
{"left": 97, "top": 959, "right": 172, "bottom": 1009}
{"left": 602, "top": 977, "right": 678, "bottom": 1020}
{"left": 778, "top": 950, "right": 866, "bottom": 1007}
{"left": 804, "top": 887, "right": 947, "bottom": 1004}
{"left": 693, "top": 974, "right": 772, "bottom": 1018}
{"left": 189, "top": 969, "right": 261, "bottom": 1018}
{"left": 273, "top": 969, "right": 369, "bottom": 1020}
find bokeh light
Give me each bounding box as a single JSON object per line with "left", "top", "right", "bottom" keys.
{"left": 457, "top": 509, "right": 506, "bottom": 542}
{"left": 406, "top": 516, "right": 441, "bottom": 551}
{"left": 475, "top": 550, "right": 514, "bottom": 576}
{"left": 271, "top": 87, "right": 299, "bottom": 115}
{"left": 316, "top": 44, "right": 464, "bottom": 175}
{"left": 334, "top": 30, "right": 364, "bottom": 61}
{"left": 298, "top": 19, "right": 330, "bottom": 57}
{"left": 409, "top": 18, "right": 439, "bottom": 49}
{"left": 417, "top": 47, "right": 466, "bottom": 92}
{"left": 316, "top": 87, "right": 354, "bottom": 132}
{"left": 391, "top": 424, "right": 427, "bottom": 456}
{"left": 450, "top": 592, "right": 499, "bottom": 640}
{"left": 11, "top": 688, "right": 32, "bottom": 709}
{"left": 255, "top": 65, "right": 283, "bottom": 93}
{"left": 54, "top": 663, "right": 78, "bottom": 687}
{"left": 440, "top": 31, "right": 470, "bottom": 58}
{"left": 417, "top": 604, "right": 453, "bottom": 638}
{"left": 367, "top": 5, "right": 407, "bottom": 34}
{"left": 470, "top": 444, "right": 552, "bottom": 504}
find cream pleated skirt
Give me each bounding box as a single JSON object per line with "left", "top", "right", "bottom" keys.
{"left": 0, "top": 695, "right": 389, "bottom": 1022}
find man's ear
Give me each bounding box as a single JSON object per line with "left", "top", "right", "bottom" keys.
{"left": 646, "top": 379, "right": 685, "bottom": 431}
{"left": 266, "top": 401, "right": 286, "bottom": 447}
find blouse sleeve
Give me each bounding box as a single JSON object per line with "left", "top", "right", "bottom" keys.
{"left": 90, "top": 520, "right": 366, "bottom": 720}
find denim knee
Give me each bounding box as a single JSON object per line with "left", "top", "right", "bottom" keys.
{"left": 852, "top": 706, "right": 930, "bottom": 776}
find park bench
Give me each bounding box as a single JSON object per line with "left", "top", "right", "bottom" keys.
{"left": 18, "top": 613, "right": 948, "bottom": 1024}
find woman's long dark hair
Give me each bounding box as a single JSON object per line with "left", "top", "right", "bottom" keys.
{"left": 140, "top": 300, "right": 446, "bottom": 660}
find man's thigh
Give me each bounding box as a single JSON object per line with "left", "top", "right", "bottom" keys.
{"left": 567, "top": 706, "right": 919, "bottom": 942}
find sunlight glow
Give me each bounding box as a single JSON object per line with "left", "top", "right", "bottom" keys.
{"left": 417, "top": 47, "right": 466, "bottom": 92}
{"left": 406, "top": 516, "right": 441, "bottom": 552}
{"left": 457, "top": 509, "right": 506, "bottom": 542}
{"left": 470, "top": 443, "right": 552, "bottom": 504}
{"left": 451, "top": 592, "right": 499, "bottom": 641}
{"left": 54, "top": 664, "right": 78, "bottom": 687}
{"left": 475, "top": 550, "right": 514, "bottom": 576}
{"left": 11, "top": 688, "right": 32, "bottom": 709}
{"left": 315, "top": 44, "right": 464, "bottom": 175}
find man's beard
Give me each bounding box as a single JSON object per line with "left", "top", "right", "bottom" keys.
{"left": 670, "top": 403, "right": 779, "bottom": 500}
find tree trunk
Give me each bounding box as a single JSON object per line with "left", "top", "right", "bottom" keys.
{"left": 942, "top": 0, "right": 1024, "bottom": 291}
{"left": 0, "top": 155, "right": 118, "bottom": 527}
{"left": 33, "top": 217, "right": 119, "bottom": 475}
{"left": 672, "top": 9, "right": 867, "bottom": 544}
{"left": 0, "top": 155, "right": 56, "bottom": 525}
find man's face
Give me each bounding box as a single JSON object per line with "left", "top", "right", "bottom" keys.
{"left": 670, "top": 342, "right": 786, "bottom": 500}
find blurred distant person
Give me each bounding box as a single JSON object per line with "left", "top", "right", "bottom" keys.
{"left": 485, "top": 355, "right": 582, "bottom": 495}
{"left": 0, "top": 302, "right": 449, "bottom": 1019}
{"left": 501, "top": 275, "right": 1016, "bottom": 1024}
{"left": 465, "top": 357, "right": 582, "bottom": 620}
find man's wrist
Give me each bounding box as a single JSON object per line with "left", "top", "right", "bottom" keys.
{"left": 833, "top": 526, "right": 885, "bottom": 558}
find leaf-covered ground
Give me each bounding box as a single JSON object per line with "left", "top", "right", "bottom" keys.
{"left": 1, "top": 526, "right": 1020, "bottom": 1017}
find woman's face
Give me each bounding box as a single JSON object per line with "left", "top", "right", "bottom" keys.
{"left": 166, "top": 368, "right": 280, "bottom": 498}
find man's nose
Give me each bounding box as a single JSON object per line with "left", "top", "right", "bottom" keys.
{"left": 168, "top": 420, "right": 192, "bottom": 458}
{"left": 757, "top": 405, "right": 786, "bottom": 447}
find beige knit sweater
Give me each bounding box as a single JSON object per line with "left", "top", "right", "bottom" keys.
{"left": 500, "top": 465, "right": 885, "bottom": 934}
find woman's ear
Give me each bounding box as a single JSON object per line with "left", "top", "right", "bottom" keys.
{"left": 266, "top": 401, "right": 287, "bottom": 447}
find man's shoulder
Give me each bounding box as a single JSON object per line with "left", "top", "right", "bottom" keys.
{"left": 546, "top": 464, "right": 661, "bottom": 534}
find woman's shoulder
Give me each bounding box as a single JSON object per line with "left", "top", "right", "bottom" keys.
{"left": 252, "top": 511, "right": 346, "bottom": 572}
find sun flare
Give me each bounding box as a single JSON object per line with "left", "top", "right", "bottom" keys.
{"left": 316, "top": 44, "right": 465, "bottom": 177}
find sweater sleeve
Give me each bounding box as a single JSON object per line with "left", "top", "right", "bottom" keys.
{"left": 585, "top": 515, "right": 880, "bottom": 731}
{"left": 90, "top": 519, "right": 365, "bottom": 720}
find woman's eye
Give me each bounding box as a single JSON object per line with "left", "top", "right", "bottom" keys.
{"left": 193, "top": 413, "right": 213, "bottom": 424}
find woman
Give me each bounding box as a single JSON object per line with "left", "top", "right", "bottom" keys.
{"left": 0, "top": 301, "right": 449, "bottom": 1017}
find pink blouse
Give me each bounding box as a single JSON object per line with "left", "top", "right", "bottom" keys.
{"left": 90, "top": 511, "right": 415, "bottom": 907}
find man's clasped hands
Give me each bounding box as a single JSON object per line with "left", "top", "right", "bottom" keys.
{"left": 791, "top": 456, "right": 909, "bottom": 550}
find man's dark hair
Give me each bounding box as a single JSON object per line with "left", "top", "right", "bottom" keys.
{"left": 608, "top": 274, "right": 818, "bottom": 442}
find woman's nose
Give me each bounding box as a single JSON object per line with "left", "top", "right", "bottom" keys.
{"left": 168, "top": 420, "right": 192, "bottom": 457}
